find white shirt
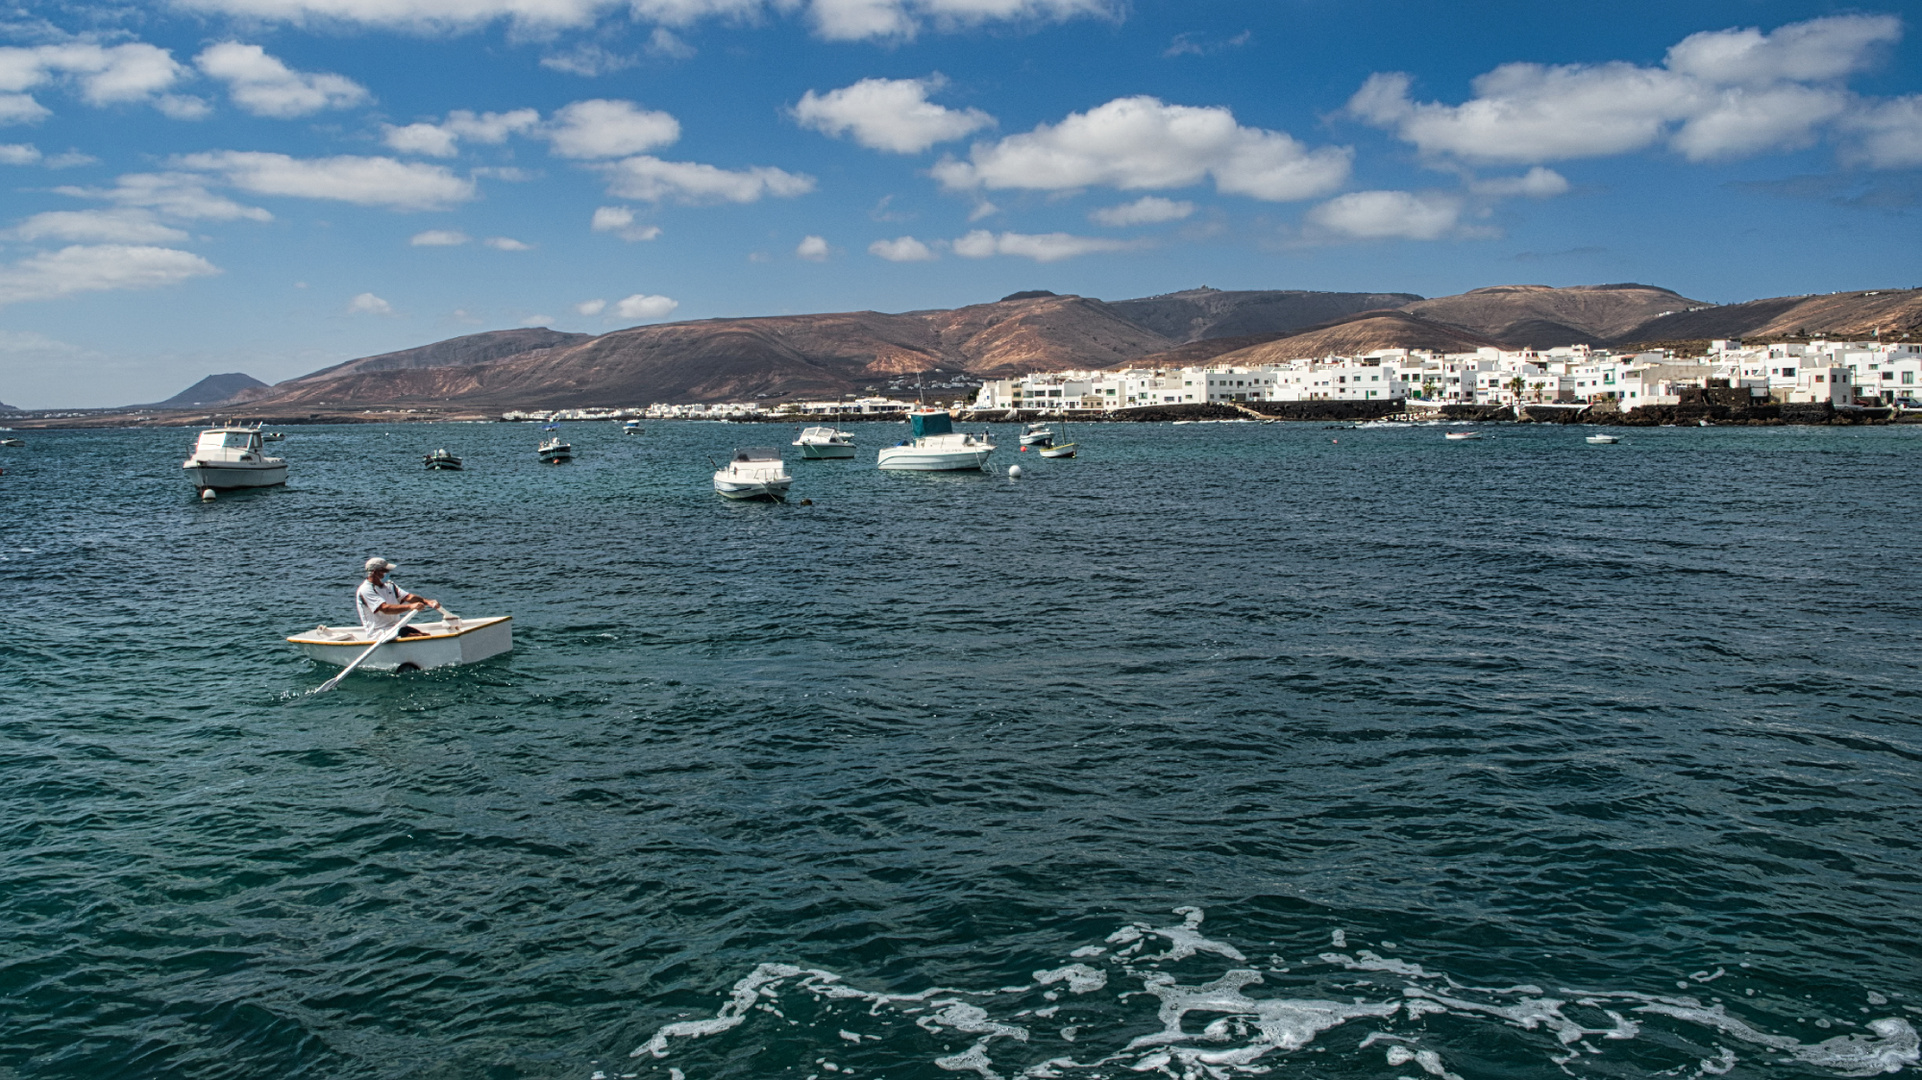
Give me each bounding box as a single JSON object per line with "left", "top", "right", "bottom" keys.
{"left": 355, "top": 578, "right": 406, "bottom": 634}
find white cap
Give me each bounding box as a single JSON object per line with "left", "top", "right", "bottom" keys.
{"left": 365, "top": 556, "right": 398, "bottom": 573}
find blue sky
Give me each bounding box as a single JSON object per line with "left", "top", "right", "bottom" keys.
{"left": 2, "top": 0, "right": 1919, "bottom": 407}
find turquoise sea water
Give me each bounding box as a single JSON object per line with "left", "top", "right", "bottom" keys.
{"left": 2, "top": 419, "right": 1920, "bottom": 1079}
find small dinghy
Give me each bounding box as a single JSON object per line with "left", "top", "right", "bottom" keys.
{"left": 1445, "top": 431, "right": 1482, "bottom": 441}
{"left": 1038, "top": 442, "right": 1076, "bottom": 458}
{"left": 0, "top": 437, "right": 22, "bottom": 447}
{"left": 1585, "top": 434, "right": 1620, "bottom": 444}
{"left": 538, "top": 437, "right": 572, "bottom": 463}
{"left": 288, "top": 615, "right": 513, "bottom": 674}
{"left": 424, "top": 448, "right": 463, "bottom": 470}
{"left": 623, "top": 420, "right": 643, "bottom": 435}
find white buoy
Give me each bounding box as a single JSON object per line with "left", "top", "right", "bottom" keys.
{"left": 1008, "top": 464, "right": 1022, "bottom": 478}
{"left": 200, "top": 488, "right": 216, "bottom": 501}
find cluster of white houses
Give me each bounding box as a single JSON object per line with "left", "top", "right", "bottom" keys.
{"left": 970, "top": 339, "right": 1922, "bottom": 412}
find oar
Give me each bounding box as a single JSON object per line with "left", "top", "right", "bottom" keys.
{"left": 313, "top": 609, "right": 418, "bottom": 693}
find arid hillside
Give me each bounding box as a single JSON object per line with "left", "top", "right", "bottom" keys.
{"left": 1613, "top": 288, "right": 1922, "bottom": 345}
{"left": 246, "top": 294, "right": 1176, "bottom": 409}
{"left": 1107, "top": 287, "right": 1425, "bottom": 342}
{"left": 1211, "top": 311, "right": 1505, "bottom": 365}
{"left": 1400, "top": 284, "right": 1707, "bottom": 346}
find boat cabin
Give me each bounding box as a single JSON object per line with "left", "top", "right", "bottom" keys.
{"left": 910, "top": 410, "right": 953, "bottom": 438}
{"left": 733, "top": 447, "right": 782, "bottom": 463}
{"left": 190, "top": 427, "right": 266, "bottom": 463}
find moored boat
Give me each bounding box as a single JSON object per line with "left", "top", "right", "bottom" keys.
{"left": 1585, "top": 434, "right": 1620, "bottom": 444}
{"left": 538, "top": 437, "right": 572, "bottom": 463}
{"left": 878, "top": 409, "right": 995, "bottom": 471}
{"left": 182, "top": 424, "right": 286, "bottom": 492}
{"left": 793, "top": 426, "right": 856, "bottom": 459}
{"left": 424, "top": 448, "right": 463, "bottom": 470}
{"left": 288, "top": 616, "right": 513, "bottom": 673}
{"left": 1019, "top": 423, "right": 1055, "bottom": 447}
{"left": 714, "top": 447, "right": 793, "bottom": 500}
{"left": 623, "top": 419, "right": 643, "bottom": 435}
{"left": 1444, "top": 431, "right": 1482, "bottom": 441}
{"left": 1038, "top": 442, "right": 1076, "bottom": 458}
{"left": 0, "top": 437, "right": 22, "bottom": 447}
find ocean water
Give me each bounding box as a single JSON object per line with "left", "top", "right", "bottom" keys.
{"left": 2, "top": 419, "right": 1920, "bottom": 1080}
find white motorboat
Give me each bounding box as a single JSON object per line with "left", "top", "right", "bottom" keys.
{"left": 424, "top": 448, "right": 463, "bottom": 470}
{"left": 623, "top": 420, "right": 643, "bottom": 435}
{"left": 538, "top": 437, "right": 572, "bottom": 463}
{"left": 878, "top": 409, "right": 995, "bottom": 471}
{"left": 714, "top": 447, "right": 793, "bottom": 500}
{"left": 0, "top": 437, "right": 22, "bottom": 447}
{"left": 1444, "top": 431, "right": 1482, "bottom": 441}
{"left": 182, "top": 424, "right": 286, "bottom": 492}
{"left": 1586, "top": 434, "right": 1620, "bottom": 444}
{"left": 288, "top": 616, "right": 513, "bottom": 673}
{"left": 793, "top": 426, "right": 856, "bottom": 459}
{"left": 1019, "top": 423, "right": 1055, "bottom": 446}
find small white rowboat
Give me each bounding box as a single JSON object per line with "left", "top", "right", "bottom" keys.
{"left": 287, "top": 616, "right": 512, "bottom": 673}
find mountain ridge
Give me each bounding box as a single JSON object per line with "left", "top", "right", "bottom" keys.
{"left": 216, "top": 283, "right": 1922, "bottom": 412}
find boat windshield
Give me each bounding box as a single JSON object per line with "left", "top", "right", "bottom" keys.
{"left": 734, "top": 447, "right": 782, "bottom": 462}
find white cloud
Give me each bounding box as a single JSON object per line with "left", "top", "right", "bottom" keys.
{"left": 385, "top": 108, "right": 541, "bottom": 157}
{"left": 793, "top": 76, "right": 992, "bottom": 153}
{"left": 646, "top": 28, "right": 696, "bottom": 59}
{"left": 934, "top": 96, "right": 1349, "bottom": 201}
{"left": 0, "top": 244, "right": 219, "bottom": 305}
{"left": 347, "top": 291, "right": 393, "bottom": 315}
{"left": 14, "top": 209, "right": 189, "bottom": 243}
{"left": 1350, "top": 14, "right": 1903, "bottom": 165}
{"left": 0, "top": 42, "right": 187, "bottom": 117}
{"left": 546, "top": 99, "right": 679, "bottom": 158}
{"left": 44, "top": 150, "right": 98, "bottom": 168}
{"left": 0, "top": 94, "right": 51, "bottom": 124}
{"left": 172, "top": 0, "right": 621, "bottom": 31}
{"left": 590, "top": 205, "right": 662, "bottom": 240}
{"left": 868, "top": 235, "right": 935, "bottom": 261}
{"left": 519, "top": 313, "right": 554, "bottom": 326}
{"left": 195, "top": 42, "right": 369, "bottom": 118}
{"left": 951, "top": 228, "right": 1131, "bottom": 261}
{"left": 176, "top": 151, "right": 476, "bottom": 210}
{"left": 614, "top": 292, "right": 678, "bottom": 320}
{"left": 485, "top": 236, "right": 533, "bottom": 250}
{"left": 1089, "top": 195, "right": 1193, "bottom": 226}
{"left": 576, "top": 298, "right": 606, "bottom": 315}
{"left": 56, "top": 172, "right": 273, "bottom": 221}
{"left": 0, "top": 143, "right": 39, "bottom": 164}
{"left": 410, "top": 229, "right": 469, "bottom": 245}
{"left": 542, "top": 42, "right": 638, "bottom": 76}
{"left": 807, "top": 0, "right": 1112, "bottom": 41}
{"left": 1304, "top": 190, "right": 1464, "bottom": 241}
{"left": 172, "top": 0, "right": 1112, "bottom": 41}
{"left": 1843, "top": 95, "right": 1922, "bottom": 169}
{"left": 601, "top": 156, "right": 815, "bottom": 204}
{"left": 384, "top": 122, "right": 458, "bottom": 157}
{"left": 795, "top": 234, "right": 829, "bottom": 260}
{"left": 1467, "top": 166, "right": 1569, "bottom": 198}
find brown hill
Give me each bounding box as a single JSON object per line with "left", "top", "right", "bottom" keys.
{"left": 1614, "top": 287, "right": 1922, "bottom": 345}
{"left": 1117, "top": 333, "right": 1294, "bottom": 370}
{"left": 248, "top": 294, "right": 1174, "bottom": 409}
{"left": 1209, "top": 311, "right": 1504, "bottom": 365}
{"left": 1402, "top": 284, "right": 1705, "bottom": 346}
{"left": 1108, "top": 287, "right": 1426, "bottom": 342}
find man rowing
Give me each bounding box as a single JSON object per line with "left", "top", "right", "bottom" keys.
{"left": 356, "top": 556, "right": 440, "bottom": 638}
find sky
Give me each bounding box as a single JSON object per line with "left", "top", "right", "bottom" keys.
{"left": 2, "top": 0, "right": 1920, "bottom": 407}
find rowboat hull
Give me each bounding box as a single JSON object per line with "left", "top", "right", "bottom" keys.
{"left": 1038, "top": 443, "right": 1077, "bottom": 458}
{"left": 287, "top": 616, "right": 513, "bottom": 672}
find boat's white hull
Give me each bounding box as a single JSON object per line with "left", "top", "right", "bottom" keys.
{"left": 1038, "top": 444, "right": 1077, "bottom": 458}
{"left": 797, "top": 442, "right": 856, "bottom": 459}
{"left": 714, "top": 476, "right": 793, "bottom": 499}
{"left": 184, "top": 462, "right": 288, "bottom": 490}
{"left": 1586, "top": 435, "right": 1620, "bottom": 444}
{"left": 288, "top": 616, "right": 513, "bottom": 672}
{"left": 1019, "top": 435, "right": 1053, "bottom": 446}
{"left": 877, "top": 446, "right": 993, "bottom": 471}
